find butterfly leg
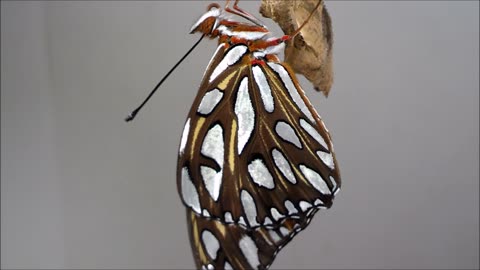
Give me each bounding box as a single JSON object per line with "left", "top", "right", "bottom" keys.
{"left": 224, "top": 0, "right": 266, "bottom": 27}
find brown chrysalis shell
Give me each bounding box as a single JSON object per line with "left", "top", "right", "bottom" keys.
{"left": 260, "top": 0, "right": 334, "bottom": 96}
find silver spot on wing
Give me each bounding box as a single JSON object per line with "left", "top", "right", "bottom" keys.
{"left": 179, "top": 118, "right": 190, "bottom": 155}
{"left": 248, "top": 159, "right": 275, "bottom": 189}
{"left": 210, "top": 45, "right": 248, "bottom": 83}
{"left": 202, "top": 230, "right": 220, "bottom": 260}
{"left": 200, "top": 166, "right": 222, "bottom": 201}
{"left": 224, "top": 262, "right": 233, "bottom": 270}
{"left": 241, "top": 190, "right": 259, "bottom": 226}
{"left": 270, "top": 207, "right": 284, "bottom": 221}
{"left": 279, "top": 227, "right": 290, "bottom": 236}
{"left": 269, "top": 230, "right": 281, "bottom": 243}
{"left": 299, "top": 165, "right": 331, "bottom": 195}
{"left": 201, "top": 124, "right": 224, "bottom": 201}
{"left": 224, "top": 212, "right": 233, "bottom": 223}
{"left": 267, "top": 63, "right": 315, "bottom": 122}
{"left": 284, "top": 200, "right": 298, "bottom": 215}
{"left": 272, "top": 148, "right": 297, "bottom": 184}
{"left": 238, "top": 216, "right": 247, "bottom": 226}
{"left": 275, "top": 121, "right": 302, "bottom": 148}
{"left": 299, "top": 201, "right": 312, "bottom": 212}
{"left": 314, "top": 198, "right": 324, "bottom": 206}
{"left": 252, "top": 65, "right": 274, "bottom": 113}
{"left": 181, "top": 167, "right": 201, "bottom": 214}
{"left": 300, "top": 118, "right": 328, "bottom": 150}
{"left": 197, "top": 88, "right": 224, "bottom": 115}
{"left": 235, "top": 77, "right": 255, "bottom": 154}
{"left": 263, "top": 216, "right": 272, "bottom": 226}
{"left": 317, "top": 151, "right": 335, "bottom": 170}
{"left": 239, "top": 235, "right": 260, "bottom": 269}
{"left": 330, "top": 175, "right": 338, "bottom": 191}
{"left": 201, "top": 124, "right": 224, "bottom": 168}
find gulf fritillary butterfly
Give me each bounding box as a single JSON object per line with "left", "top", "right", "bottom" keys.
{"left": 126, "top": 1, "right": 340, "bottom": 269}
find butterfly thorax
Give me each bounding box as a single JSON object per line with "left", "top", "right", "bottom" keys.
{"left": 190, "top": 5, "right": 288, "bottom": 60}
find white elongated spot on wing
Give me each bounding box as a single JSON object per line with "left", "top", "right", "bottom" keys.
{"left": 202, "top": 230, "right": 220, "bottom": 260}
{"left": 248, "top": 159, "right": 274, "bottom": 189}
{"left": 314, "top": 198, "right": 324, "bottom": 206}
{"left": 224, "top": 262, "right": 233, "bottom": 270}
{"left": 239, "top": 235, "right": 260, "bottom": 269}
{"left": 238, "top": 216, "right": 247, "bottom": 226}
{"left": 235, "top": 77, "right": 255, "bottom": 154}
{"left": 224, "top": 212, "right": 233, "bottom": 223}
{"left": 275, "top": 121, "right": 302, "bottom": 148}
{"left": 179, "top": 118, "right": 190, "bottom": 155}
{"left": 272, "top": 148, "right": 296, "bottom": 184}
{"left": 241, "top": 190, "right": 259, "bottom": 226}
{"left": 217, "top": 25, "right": 268, "bottom": 40}
{"left": 200, "top": 124, "right": 225, "bottom": 201}
{"left": 279, "top": 227, "right": 290, "bottom": 236}
{"left": 269, "top": 230, "right": 281, "bottom": 242}
{"left": 268, "top": 63, "right": 315, "bottom": 122}
{"left": 200, "top": 166, "right": 222, "bottom": 201}
{"left": 317, "top": 151, "right": 335, "bottom": 170}
{"left": 330, "top": 175, "right": 339, "bottom": 193}
{"left": 299, "top": 165, "right": 331, "bottom": 195}
{"left": 284, "top": 200, "right": 298, "bottom": 215}
{"left": 202, "top": 209, "right": 210, "bottom": 217}
{"left": 201, "top": 124, "right": 224, "bottom": 168}
{"left": 181, "top": 167, "right": 201, "bottom": 214}
{"left": 210, "top": 45, "right": 248, "bottom": 83}
{"left": 252, "top": 65, "right": 274, "bottom": 113}
{"left": 270, "top": 207, "right": 283, "bottom": 221}
{"left": 300, "top": 118, "right": 328, "bottom": 150}
{"left": 197, "top": 89, "right": 224, "bottom": 115}
{"left": 207, "top": 264, "right": 214, "bottom": 270}
{"left": 299, "top": 201, "right": 312, "bottom": 212}
{"left": 263, "top": 216, "right": 272, "bottom": 226}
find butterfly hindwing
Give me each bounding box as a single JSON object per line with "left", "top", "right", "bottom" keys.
{"left": 187, "top": 208, "right": 319, "bottom": 270}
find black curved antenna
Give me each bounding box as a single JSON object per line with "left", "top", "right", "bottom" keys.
{"left": 125, "top": 35, "right": 205, "bottom": 122}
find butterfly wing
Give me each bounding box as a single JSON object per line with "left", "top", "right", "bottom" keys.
{"left": 177, "top": 43, "right": 340, "bottom": 228}
{"left": 186, "top": 208, "right": 318, "bottom": 270}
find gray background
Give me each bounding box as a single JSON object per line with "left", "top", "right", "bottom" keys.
{"left": 1, "top": 1, "right": 478, "bottom": 269}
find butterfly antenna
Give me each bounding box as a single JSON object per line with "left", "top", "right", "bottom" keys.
{"left": 125, "top": 35, "right": 205, "bottom": 122}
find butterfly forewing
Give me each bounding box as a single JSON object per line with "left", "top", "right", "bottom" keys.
{"left": 177, "top": 44, "right": 341, "bottom": 229}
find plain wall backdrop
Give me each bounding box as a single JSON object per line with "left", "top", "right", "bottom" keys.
{"left": 1, "top": 1, "right": 478, "bottom": 269}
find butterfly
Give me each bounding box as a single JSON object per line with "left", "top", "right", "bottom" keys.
{"left": 178, "top": 1, "right": 341, "bottom": 269}
{"left": 126, "top": 1, "right": 341, "bottom": 269}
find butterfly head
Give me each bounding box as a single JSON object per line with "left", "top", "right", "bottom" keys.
{"left": 190, "top": 3, "right": 222, "bottom": 35}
